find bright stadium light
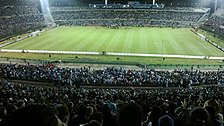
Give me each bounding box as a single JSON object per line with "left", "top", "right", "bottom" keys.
{"left": 214, "top": 0, "right": 217, "bottom": 10}
{"left": 40, "top": 0, "right": 54, "bottom": 26}
{"left": 40, "top": 0, "right": 50, "bottom": 14}
{"left": 153, "top": 0, "right": 156, "bottom": 5}
{"left": 198, "top": 0, "right": 218, "bottom": 10}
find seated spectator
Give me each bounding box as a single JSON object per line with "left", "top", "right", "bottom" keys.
{"left": 16, "top": 99, "right": 25, "bottom": 109}
{"left": 88, "top": 112, "right": 103, "bottom": 125}
{"left": 184, "top": 107, "right": 214, "bottom": 126}
{"left": 147, "top": 105, "right": 162, "bottom": 126}
{"left": 204, "top": 98, "right": 223, "bottom": 126}
{"left": 119, "top": 102, "right": 143, "bottom": 126}
{"left": 55, "top": 104, "right": 70, "bottom": 125}
{"left": 69, "top": 103, "right": 88, "bottom": 126}
{"left": 102, "top": 104, "right": 118, "bottom": 126}
{"left": 205, "top": 106, "right": 223, "bottom": 126}
{"left": 86, "top": 106, "right": 94, "bottom": 121}
{"left": 158, "top": 115, "right": 174, "bottom": 126}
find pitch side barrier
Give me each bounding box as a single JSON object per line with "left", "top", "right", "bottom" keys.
{"left": 1, "top": 49, "right": 224, "bottom": 60}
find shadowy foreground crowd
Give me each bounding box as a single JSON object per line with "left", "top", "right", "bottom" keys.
{"left": 0, "top": 79, "right": 224, "bottom": 126}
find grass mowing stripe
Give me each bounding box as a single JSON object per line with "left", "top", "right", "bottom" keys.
{"left": 74, "top": 28, "right": 101, "bottom": 51}
{"left": 104, "top": 29, "right": 119, "bottom": 52}
{"left": 88, "top": 28, "right": 109, "bottom": 52}
{"left": 114, "top": 29, "right": 127, "bottom": 52}
{"left": 130, "top": 28, "right": 139, "bottom": 53}
{"left": 97, "top": 29, "right": 116, "bottom": 52}
{"left": 139, "top": 28, "right": 149, "bottom": 53}
{"left": 107, "top": 29, "right": 122, "bottom": 52}
{"left": 146, "top": 28, "right": 157, "bottom": 54}
{"left": 151, "top": 29, "right": 163, "bottom": 53}
{"left": 122, "top": 28, "right": 133, "bottom": 53}
{"left": 72, "top": 27, "right": 97, "bottom": 51}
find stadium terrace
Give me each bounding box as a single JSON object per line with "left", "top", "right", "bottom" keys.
{"left": 0, "top": 0, "right": 224, "bottom": 126}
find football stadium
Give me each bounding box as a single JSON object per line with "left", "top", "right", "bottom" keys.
{"left": 0, "top": 0, "right": 224, "bottom": 126}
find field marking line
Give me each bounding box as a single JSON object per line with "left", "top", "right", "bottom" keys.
{"left": 1, "top": 49, "right": 224, "bottom": 60}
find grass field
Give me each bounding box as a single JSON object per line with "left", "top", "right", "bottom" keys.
{"left": 2, "top": 26, "right": 223, "bottom": 56}
{"left": 0, "top": 26, "right": 223, "bottom": 67}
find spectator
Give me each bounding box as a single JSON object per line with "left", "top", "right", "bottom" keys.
{"left": 184, "top": 107, "right": 214, "bottom": 126}
{"left": 1, "top": 103, "right": 66, "bottom": 126}
{"left": 158, "top": 115, "right": 174, "bottom": 126}
{"left": 55, "top": 104, "right": 70, "bottom": 124}
{"left": 119, "top": 102, "right": 143, "bottom": 126}
{"left": 102, "top": 104, "right": 118, "bottom": 126}
{"left": 69, "top": 103, "right": 88, "bottom": 126}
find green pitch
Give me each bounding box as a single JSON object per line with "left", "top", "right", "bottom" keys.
{"left": 2, "top": 26, "right": 223, "bottom": 56}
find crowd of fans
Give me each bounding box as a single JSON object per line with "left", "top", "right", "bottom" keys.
{"left": 201, "top": 8, "right": 224, "bottom": 37}
{"left": 0, "top": 3, "right": 223, "bottom": 126}
{"left": 0, "top": 5, "right": 45, "bottom": 39}
{"left": 50, "top": 7, "right": 205, "bottom": 27}
{"left": 0, "top": 79, "right": 224, "bottom": 126}
{"left": 0, "top": 63, "right": 224, "bottom": 87}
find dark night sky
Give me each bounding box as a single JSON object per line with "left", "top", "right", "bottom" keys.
{"left": 9, "top": 0, "right": 222, "bottom": 10}
{"left": 47, "top": 0, "right": 222, "bottom": 9}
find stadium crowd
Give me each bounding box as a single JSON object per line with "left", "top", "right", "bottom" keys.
{"left": 0, "top": 79, "right": 224, "bottom": 126}
{"left": 0, "top": 63, "right": 224, "bottom": 87}
{"left": 50, "top": 7, "right": 205, "bottom": 27}
{"left": 201, "top": 8, "right": 224, "bottom": 37}
{"left": 0, "top": 1, "right": 224, "bottom": 125}
{"left": 0, "top": 5, "right": 45, "bottom": 39}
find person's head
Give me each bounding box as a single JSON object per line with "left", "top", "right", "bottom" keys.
{"left": 119, "top": 102, "right": 143, "bottom": 126}
{"left": 84, "top": 120, "right": 101, "bottom": 126}
{"left": 86, "top": 106, "right": 94, "bottom": 118}
{"left": 89, "top": 112, "right": 103, "bottom": 125}
{"left": 1, "top": 103, "right": 66, "bottom": 126}
{"left": 149, "top": 105, "right": 162, "bottom": 125}
{"left": 77, "top": 103, "right": 87, "bottom": 116}
{"left": 16, "top": 99, "right": 25, "bottom": 108}
{"left": 158, "top": 115, "right": 174, "bottom": 126}
{"left": 204, "top": 98, "right": 222, "bottom": 115}
{"left": 55, "top": 104, "right": 70, "bottom": 124}
{"left": 185, "top": 107, "right": 214, "bottom": 126}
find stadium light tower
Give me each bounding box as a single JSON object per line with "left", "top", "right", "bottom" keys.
{"left": 105, "top": 0, "right": 108, "bottom": 5}
{"left": 153, "top": 0, "right": 156, "bottom": 5}
{"left": 40, "top": 0, "right": 54, "bottom": 26}
{"left": 214, "top": 0, "right": 217, "bottom": 11}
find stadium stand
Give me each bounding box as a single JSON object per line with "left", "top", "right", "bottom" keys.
{"left": 0, "top": 5, "right": 45, "bottom": 39}
{"left": 0, "top": 63, "right": 224, "bottom": 87}
{"left": 201, "top": 8, "right": 224, "bottom": 37}
{"left": 50, "top": 7, "right": 206, "bottom": 27}
{"left": 0, "top": 1, "right": 224, "bottom": 126}
{"left": 0, "top": 79, "right": 224, "bottom": 126}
